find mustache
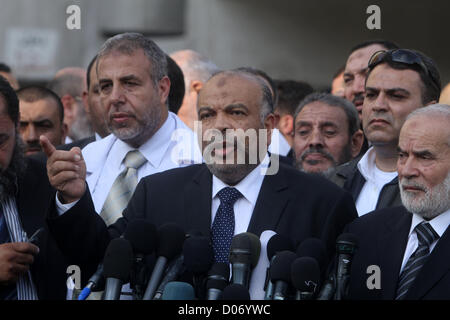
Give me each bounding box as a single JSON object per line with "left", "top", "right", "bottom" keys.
{"left": 353, "top": 93, "right": 365, "bottom": 105}
{"left": 25, "top": 141, "right": 42, "bottom": 152}
{"left": 300, "top": 146, "right": 335, "bottom": 163}
{"left": 400, "top": 178, "right": 428, "bottom": 192}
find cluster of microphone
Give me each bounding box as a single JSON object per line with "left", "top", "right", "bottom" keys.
{"left": 77, "top": 219, "right": 359, "bottom": 301}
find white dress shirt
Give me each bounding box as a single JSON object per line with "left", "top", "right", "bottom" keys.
{"left": 355, "top": 147, "right": 397, "bottom": 216}
{"left": 82, "top": 112, "right": 202, "bottom": 213}
{"left": 268, "top": 129, "right": 291, "bottom": 156}
{"left": 400, "top": 209, "right": 450, "bottom": 273}
{"left": 211, "top": 154, "right": 269, "bottom": 234}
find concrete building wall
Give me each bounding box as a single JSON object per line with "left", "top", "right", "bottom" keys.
{"left": 0, "top": 0, "right": 449, "bottom": 88}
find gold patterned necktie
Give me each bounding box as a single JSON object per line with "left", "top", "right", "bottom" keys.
{"left": 100, "top": 150, "right": 147, "bottom": 226}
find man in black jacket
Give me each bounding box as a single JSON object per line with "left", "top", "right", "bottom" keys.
{"left": 347, "top": 104, "right": 450, "bottom": 300}
{"left": 0, "top": 76, "right": 72, "bottom": 300}
{"left": 329, "top": 49, "right": 441, "bottom": 217}
{"left": 43, "top": 69, "right": 358, "bottom": 288}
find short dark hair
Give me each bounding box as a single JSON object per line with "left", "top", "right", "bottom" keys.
{"left": 366, "top": 49, "right": 441, "bottom": 104}
{"left": 294, "top": 92, "right": 360, "bottom": 137}
{"left": 349, "top": 39, "right": 399, "bottom": 55}
{"left": 0, "top": 76, "right": 20, "bottom": 125}
{"left": 0, "top": 62, "right": 12, "bottom": 73}
{"left": 86, "top": 55, "right": 97, "bottom": 91}
{"left": 167, "top": 55, "right": 185, "bottom": 114}
{"left": 16, "top": 86, "right": 65, "bottom": 123}
{"left": 274, "top": 79, "right": 314, "bottom": 116}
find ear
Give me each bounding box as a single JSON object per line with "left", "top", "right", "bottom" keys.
{"left": 264, "top": 113, "right": 276, "bottom": 146}
{"left": 60, "top": 94, "right": 75, "bottom": 123}
{"left": 82, "top": 91, "right": 89, "bottom": 114}
{"left": 350, "top": 129, "right": 365, "bottom": 158}
{"left": 191, "top": 80, "right": 203, "bottom": 94}
{"left": 278, "top": 114, "right": 294, "bottom": 137}
{"left": 61, "top": 123, "right": 69, "bottom": 145}
{"left": 158, "top": 76, "right": 171, "bottom": 105}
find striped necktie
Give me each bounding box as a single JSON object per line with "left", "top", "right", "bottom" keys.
{"left": 395, "top": 222, "right": 440, "bottom": 300}
{"left": 211, "top": 187, "right": 243, "bottom": 263}
{"left": 100, "top": 150, "right": 147, "bottom": 226}
{"left": 0, "top": 205, "right": 17, "bottom": 300}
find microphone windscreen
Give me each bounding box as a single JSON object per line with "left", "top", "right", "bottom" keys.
{"left": 156, "top": 223, "right": 186, "bottom": 259}
{"left": 103, "top": 238, "right": 134, "bottom": 282}
{"left": 161, "top": 282, "right": 196, "bottom": 300}
{"left": 123, "top": 219, "right": 157, "bottom": 255}
{"left": 270, "top": 250, "right": 297, "bottom": 282}
{"left": 267, "top": 234, "right": 294, "bottom": 260}
{"left": 336, "top": 233, "right": 359, "bottom": 254}
{"left": 183, "top": 236, "right": 214, "bottom": 274}
{"left": 291, "top": 257, "right": 320, "bottom": 292}
{"left": 229, "top": 232, "right": 261, "bottom": 267}
{"left": 207, "top": 262, "right": 230, "bottom": 290}
{"left": 221, "top": 284, "right": 250, "bottom": 300}
{"left": 295, "top": 238, "right": 327, "bottom": 272}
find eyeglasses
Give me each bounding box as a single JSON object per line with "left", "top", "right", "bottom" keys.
{"left": 368, "top": 49, "right": 439, "bottom": 91}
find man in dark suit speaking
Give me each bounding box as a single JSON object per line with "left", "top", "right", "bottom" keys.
{"left": 42, "top": 69, "right": 358, "bottom": 283}
{"left": 347, "top": 104, "right": 450, "bottom": 300}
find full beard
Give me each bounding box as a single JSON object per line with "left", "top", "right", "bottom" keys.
{"left": 400, "top": 173, "right": 450, "bottom": 220}
{"left": 0, "top": 136, "right": 27, "bottom": 202}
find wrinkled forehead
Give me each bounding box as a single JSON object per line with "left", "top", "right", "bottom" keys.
{"left": 346, "top": 44, "right": 386, "bottom": 72}
{"left": 199, "top": 73, "right": 263, "bottom": 105}
{"left": 400, "top": 116, "right": 450, "bottom": 149}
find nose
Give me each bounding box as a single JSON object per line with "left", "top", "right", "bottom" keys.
{"left": 108, "top": 83, "right": 126, "bottom": 107}
{"left": 214, "top": 111, "right": 234, "bottom": 134}
{"left": 372, "top": 92, "right": 389, "bottom": 113}
{"left": 353, "top": 74, "right": 365, "bottom": 97}
{"left": 398, "top": 155, "right": 419, "bottom": 179}
{"left": 308, "top": 127, "right": 324, "bottom": 148}
{"left": 23, "top": 124, "right": 39, "bottom": 143}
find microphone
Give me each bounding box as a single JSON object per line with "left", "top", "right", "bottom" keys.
{"left": 123, "top": 219, "right": 157, "bottom": 299}
{"left": 249, "top": 230, "right": 276, "bottom": 300}
{"left": 142, "top": 223, "right": 185, "bottom": 300}
{"left": 221, "top": 284, "right": 250, "bottom": 300}
{"left": 229, "top": 232, "right": 261, "bottom": 289}
{"left": 295, "top": 238, "right": 327, "bottom": 275}
{"left": 183, "top": 235, "right": 214, "bottom": 299}
{"left": 161, "top": 282, "right": 196, "bottom": 300}
{"left": 270, "top": 250, "right": 297, "bottom": 300}
{"left": 206, "top": 262, "right": 230, "bottom": 300}
{"left": 264, "top": 234, "right": 294, "bottom": 300}
{"left": 78, "top": 264, "right": 105, "bottom": 300}
{"left": 334, "top": 233, "right": 358, "bottom": 300}
{"left": 291, "top": 257, "right": 320, "bottom": 300}
{"left": 103, "top": 238, "right": 134, "bottom": 300}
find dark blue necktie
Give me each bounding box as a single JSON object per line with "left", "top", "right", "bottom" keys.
{"left": 396, "top": 222, "right": 439, "bottom": 300}
{"left": 211, "top": 187, "right": 243, "bottom": 263}
{"left": 0, "top": 205, "right": 17, "bottom": 300}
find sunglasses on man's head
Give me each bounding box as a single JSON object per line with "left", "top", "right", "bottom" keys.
{"left": 368, "top": 49, "right": 439, "bottom": 90}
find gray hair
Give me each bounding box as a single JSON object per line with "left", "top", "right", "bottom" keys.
{"left": 406, "top": 103, "right": 450, "bottom": 146}
{"left": 171, "top": 50, "right": 220, "bottom": 92}
{"left": 48, "top": 73, "right": 84, "bottom": 98}
{"left": 97, "top": 32, "right": 168, "bottom": 85}
{"left": 294, "top": 92, "right": 360, "bottom": 136}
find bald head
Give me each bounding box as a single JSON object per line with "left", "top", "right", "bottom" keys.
{"left": 439, "top": 83, "right": 450, "bottom": 105}
{"left": 49, "top": 67, "right": 87, "bottom": 98}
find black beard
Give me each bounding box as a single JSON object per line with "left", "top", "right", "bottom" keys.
{"left": 0, "top": 136, "right": 27, "bottom": 202}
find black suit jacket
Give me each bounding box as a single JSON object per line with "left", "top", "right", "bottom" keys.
{"left": 11, "top": 158, "right": 69, "bottom": 299}
{"left": 347, "top": 206, "right": 450, "bottom": 300}
{"left": 48, "top": 163, "right": 358, "bottom": 275}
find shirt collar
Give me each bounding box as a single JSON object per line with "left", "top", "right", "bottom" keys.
{"left": 410, "top": 208, "right": 450, "bottom": 239}
{"left": 212, "top": 154, "right": 269, "bottom": 206}
{"left": 357, "top": 146, "right": 398, "bottom": 182}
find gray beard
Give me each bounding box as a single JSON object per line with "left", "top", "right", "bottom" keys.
{"left": 0, "top": 136, "right": 27, "bottom": 202}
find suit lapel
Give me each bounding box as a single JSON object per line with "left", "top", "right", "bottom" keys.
{"left": 405, "top": 225, "right": 450, "bottom": 299}
{"left": 247, "top": 165, "right": 290, "bottom": 237}
{"left": 378, "top": 207, "right": 411, "bottom": 300}
{"left": 183, "top": 165, "right": 213, "bottom": 237}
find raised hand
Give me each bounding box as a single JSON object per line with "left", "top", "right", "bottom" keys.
{"left": 40, "top": 135, "right": 86, "bottom": 204}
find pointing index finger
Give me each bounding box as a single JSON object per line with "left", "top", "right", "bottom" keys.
{"left": 40, "top": 135, "right": 56, "bottom": 158}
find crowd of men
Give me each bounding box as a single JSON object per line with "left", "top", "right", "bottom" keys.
{"left": 0, "top": 34, "right": 449, "bottom": 300}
